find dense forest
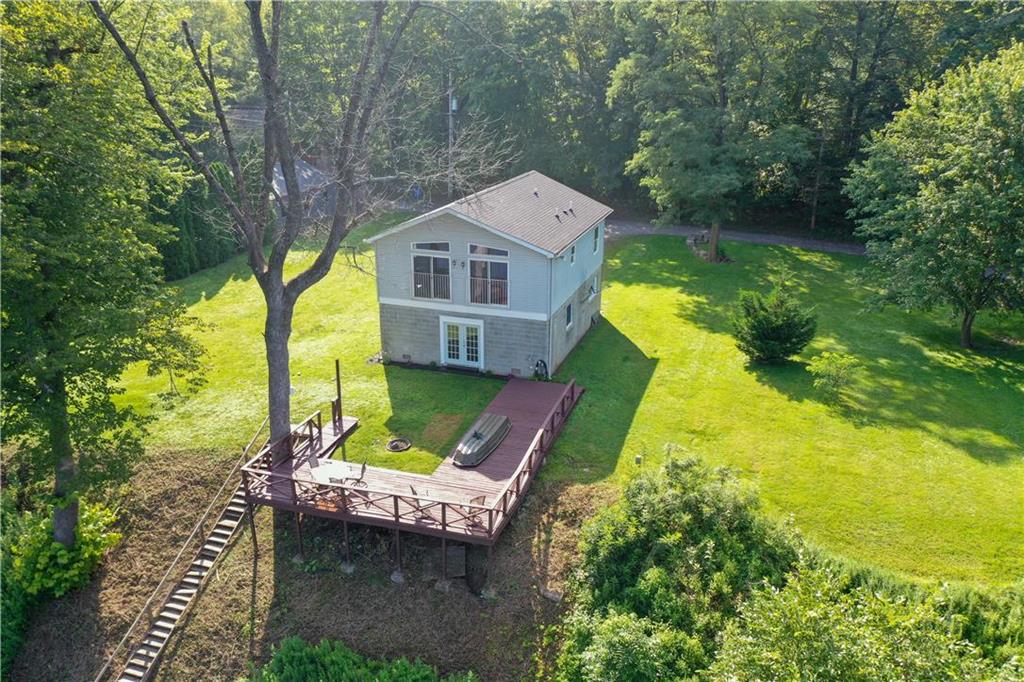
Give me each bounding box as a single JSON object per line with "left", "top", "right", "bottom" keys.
{"left": 184, "top": 0, "right": 1023, "bottom": 237}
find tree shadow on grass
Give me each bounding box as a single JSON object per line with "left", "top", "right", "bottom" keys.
{"left": 379, "top": 364, "right": 503, "bottom": 470}
{"left": 547, "top": 318, "right": 658, "bottom": 484}
{"left": 612, "top": 235, "right": 1024, "bottom": 465}
{"left": 171, "top": 252, "right": 255, "bottom": 307}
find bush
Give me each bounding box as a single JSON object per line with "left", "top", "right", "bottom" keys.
{"left": 710, "top": 564, "right": 1012, "bottom": 681}
{"left": 806, "top": 351, "right": 861, "bottom": 401}
{"left": 249, "top": 637, "right": 477, "bottom": 682}
{"left": 731, "top": 287, "right": 816, "bottom": 362}
{"left": 1, "top": 490, "right": 33, "bottom": 676}
{"left": 557, "top": 610, "right": 703, "bottom": 682}
{"left": 156, "top": 167, "right": 238, "bottom": 281}
{"left": 556, "top": 457, "right": 800, "bottom": 677}
{"left": 9, "top": 501, "right": 121, "bottom": 598}
{"left": 555, "top": 457, "right": 1024, "bottom": 680}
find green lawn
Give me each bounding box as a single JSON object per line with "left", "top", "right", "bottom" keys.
{"left": 121, "top": 217, "right": 1024, "bottom": 586}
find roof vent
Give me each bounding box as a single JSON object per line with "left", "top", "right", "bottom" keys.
{"left": 533, "top": 187, "right": 539, "bottom": 197}
{"left": 568, "top": 200, "right": 574, "bottom": 215}
{"left": 555, "top": 214, "right": 562, "bottom": 222}
{"left": 562, "top": 209, "right": 569, "bottom": 216}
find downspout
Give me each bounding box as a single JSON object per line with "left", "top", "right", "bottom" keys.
{"left": 547, "top": 251, "right": 554, "bottom": 376}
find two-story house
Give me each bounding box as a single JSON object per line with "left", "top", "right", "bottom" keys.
{"left": 367, "top": 171, "right": 612, "bottom": 377}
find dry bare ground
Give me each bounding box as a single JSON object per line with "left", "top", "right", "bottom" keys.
{"left": 9, "top": 447, "right": 616, "bottom": 682}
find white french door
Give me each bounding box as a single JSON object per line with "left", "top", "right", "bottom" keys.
{"left": 439, "top": 317, "right": 483, "bottom": 369}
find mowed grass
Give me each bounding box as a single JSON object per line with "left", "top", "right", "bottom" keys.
{"left": 553, "top": 237, "right": 1023, "bottom": 585}
{"left": 120, "top": 220, "right": 1024, "bottom": 585}
{"left": 120, "top": 214, "right": 504, "bottom": 475}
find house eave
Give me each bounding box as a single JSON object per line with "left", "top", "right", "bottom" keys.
{"left": 365, "top": 206, "right": 556, "bottom": 257}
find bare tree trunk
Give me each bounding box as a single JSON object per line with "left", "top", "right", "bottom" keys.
{"left": 48, "top": 371, "right": 78, "bottom": 548}
{"left": 808, "top": 133, "right": 826, "bottom": 232}
{"left": 709, "top": 219, "right": 721, "bottom": 263}
{"left": 264, "top": 285, "right": 295, "bottom": 453}
{"left": 960, "top": 309, "right": 976, "bottom": 349}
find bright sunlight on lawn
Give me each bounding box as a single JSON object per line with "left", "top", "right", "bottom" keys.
{"left": 120, "top": 216, "right": 1023, "bottom": 586}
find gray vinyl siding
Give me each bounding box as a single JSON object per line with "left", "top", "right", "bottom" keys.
{"left": 549, "top": 220, "right": 603, "bottom": 311}
{"left": 373, "top": 213, "right": 550, "bottom": 315}
{"left": 549, "top": 275, "right": 602, "bottom": 372}
{"left": 379, "top": 303, "right": 548, "bottom": 376}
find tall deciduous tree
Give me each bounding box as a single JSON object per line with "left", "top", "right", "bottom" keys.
{"left": 610, "top": 1, "right": 813, "bottom": 261}
{"left": 845, "top": 42, "right": 1024, "bottom": 348}
{"left": 1, "top": 1, "right": 204, "bottom": 545}
{"left": 92, "top": 0, "right": 513, "bottom": 454}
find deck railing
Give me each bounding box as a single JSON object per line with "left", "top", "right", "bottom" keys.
{"left": 413, "top": 272, "right": 450, "bottom": 300}
{"left": 469, "top": 277, "right": 508, "bottom": 306}
{"left": 241, "top": 380, "right": 582, "bottom": 543}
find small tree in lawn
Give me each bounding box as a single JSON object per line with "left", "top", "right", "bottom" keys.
{"left": 845, "top": 43, "right": 1024, "bottom": 349}
{"left": 731, "top": 282, "right": 816, "bottom": 363}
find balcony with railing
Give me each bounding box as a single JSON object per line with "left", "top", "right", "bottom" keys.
{"left": 469, "top": 277, "right": 508, "bottom": 306}
{"left": 413, "top": 272, "right": 451, "bottom": 300}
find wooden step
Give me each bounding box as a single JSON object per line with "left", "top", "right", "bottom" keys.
{"left": 123, "top": 662, "right": 148, "bottom": 676}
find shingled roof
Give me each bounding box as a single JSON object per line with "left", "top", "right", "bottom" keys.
{"left": 368, "top": 171, "right": 612, "bottom": 256}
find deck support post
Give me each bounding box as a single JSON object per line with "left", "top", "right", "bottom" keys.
{"left": 339, "top": 520, "right": 354, "bottom": 574}
{"left": 247, "top": 501, "right": 258, "bottom": 554}
{"left": 390, "top": 529, "right": 404, "bottom": 584}
{"left": 294, "top": 512, "right": 305, "bottom": 558}
{"left": 441, "top": 538, "right": 448, "bottom": 580}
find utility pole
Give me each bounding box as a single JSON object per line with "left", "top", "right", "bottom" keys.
{"left": 447, "top": 69, "right": 455, "bottom": 198}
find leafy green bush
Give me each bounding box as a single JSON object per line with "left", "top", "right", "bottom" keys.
{"left": 1, "top": 490, "right": 33, "bottom": 676}
{"left": 248, "top": 637, "right": 477, "bottom": 682}
{"left": 555, "top": 457, "right": 1023, "bottom": 680}
{"left": 806, "top": 351, "right": 861, "bottom": 401}
{"left": 9, "top": 501, "right": 121, "bottom": 597}
{"left": 710, "top": 564, "right": 1013, "bottom": 681}
{"left": 556, "top": 457, "right": 799, "bottom": 678}
{"left": 812, "top": 550, "right": 1024, "bottom": 665}
{"left": 155, "top": 166, "right": 238, "bottom": 281}
{"left": 557, "top": 610, "right": 703, "bottom": 682}
{"left": 730, "top": 287, "right": 816, "bottom": 362}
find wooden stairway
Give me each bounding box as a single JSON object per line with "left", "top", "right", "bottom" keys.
{"left": 117, "top": 487, "right": 250, "bottom": 682}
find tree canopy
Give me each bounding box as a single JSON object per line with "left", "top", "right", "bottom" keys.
{"left": 845, "top": 42, "right": 1024, "bottom": 347}
{"left": 1, "top": 1, "right": 204, "bottom": 543}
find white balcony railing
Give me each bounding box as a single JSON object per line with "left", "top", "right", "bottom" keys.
{"left": 413, "top": 272, "right": 450, "bottom": 300}
{"left": 470, "top": 277, "right": 508, "bottom": 306}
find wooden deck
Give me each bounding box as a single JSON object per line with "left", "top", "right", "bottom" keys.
{"left": 242, "top": 378, "right": 583, "bottom": 545}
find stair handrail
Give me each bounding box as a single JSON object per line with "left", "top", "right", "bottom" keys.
{"left": 92, "top": 416, "right": 269, "bottom": 682}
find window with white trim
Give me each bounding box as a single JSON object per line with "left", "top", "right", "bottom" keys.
{"left": 412, "top": 254, "right": 450, "bottom": 300}
{"left": 587, "top": 274, "right": 599, "bottom": 301}
{"left": 592, "top": 226, "right": 599, "bottom": 253}
{"left": 565, "top": 302, "right": 573, "bottom": 329}
{"left": 469, "top": 259, "right": 508, "bottom": 305}
{"left": 469, "top": 243, "right": 509, "bottom": 257}
{"left": 569, "top": 245, "right": 576, "bottom": 265}
{"left": 412, "top": 241, "right": 449, "bottom": 252}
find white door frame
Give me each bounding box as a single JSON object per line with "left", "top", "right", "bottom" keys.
{"left": 438, "top": 316, "right": 484, "bottom": 370}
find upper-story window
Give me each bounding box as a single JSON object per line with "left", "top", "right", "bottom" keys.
{"left": 412, "top": 242, "right": 450, "bottom": 300}
{"left": 569, "top": 245, "right": 576, "bottom": 265}
{"left": 468, "top": 243, "right": 509, "bottom": 306}
{"left": 413, "top": 241, "right": 449, "bottom": 252}
{"left": 592, "top": 226, "right": 599, "bottom": 253}
{"left": 469, "top": 243, "right": 509, "bottom": 257}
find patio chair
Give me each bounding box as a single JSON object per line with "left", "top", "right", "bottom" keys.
{"left": 345, "top": 461, "right": 368, "bottom": 487}
{"left": 409, "top": 485, "right": 433, "bottom": 521}
{"left": 465, "top": 495, "right": 487, "bottom": 528}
